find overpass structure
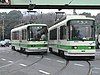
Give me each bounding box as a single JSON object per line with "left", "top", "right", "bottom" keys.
{"left": 0, "top": 0, "right": 100, "bottom": 9}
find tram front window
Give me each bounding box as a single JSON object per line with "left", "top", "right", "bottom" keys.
{"left": 28, "top": 26, "right": 48, "bottom": 41}
{"left": 69, "top": 20, "right": 95, "bottom": 41}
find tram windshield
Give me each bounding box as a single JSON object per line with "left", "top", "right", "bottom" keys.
{"left": 28, "top": 25, "right": 48, "bottom": 41}
{"left": 69, "top": 20, "right": 95, "bottom": 41}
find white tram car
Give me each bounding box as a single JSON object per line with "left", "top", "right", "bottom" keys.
{"left": 48, "top": 15, "right": 96, "bottom": 60}
{"left": 11, "top": 23, "right": 48, "bottom": 53}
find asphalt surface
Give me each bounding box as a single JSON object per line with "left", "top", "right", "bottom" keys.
{"left": 0, "top": 47, "right": 100, "bottom": 75}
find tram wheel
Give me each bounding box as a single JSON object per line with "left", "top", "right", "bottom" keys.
{"left": 49, "top": 47, "right": 53, "bottom": 53}
{"left": 20, "top": 47, "right": 25, "bottom": 52}
{"left": 58, "top": 50, "right": 64, "bottom": 57}
{"left": 12, "top": 46, "right": 15, "bottom": 50}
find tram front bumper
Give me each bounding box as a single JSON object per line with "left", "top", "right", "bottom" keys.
{"left": 26, "top": 47, "right": 47, "bottom": 52}
{"left": 64, "top": 50, "right": 95, "bottom": 60}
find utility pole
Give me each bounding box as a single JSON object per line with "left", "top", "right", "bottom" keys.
{"left": 2, "top": 15, "right": 5, "bottom": 40}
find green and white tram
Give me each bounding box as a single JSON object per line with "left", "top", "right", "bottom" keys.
{"left": 48, "top": 15, "right": 96, "bottom": 60}
{"left": 11, "top": 23, "right": 48, "bottom": 53}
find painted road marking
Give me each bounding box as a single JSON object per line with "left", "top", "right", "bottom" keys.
{"left": 0, "top": 63, "right": 14, "bottom": 68}
{"left": 74, "top": 63, "right": 84, "bottom": 67}
{"left": 1, "top": 58, "right": 6, "bottom": 61}
{"left": 19, "top": 64, "right": 27, "bottom": 67}
{"left": 57, "top": 60, "right": 65, "bottom": 64}
{"left": 39, "top": 70, "right": 50, "bottom": 75}
{"left": 8, "top": 61, "right": 13, "bottom": 63}
{"left": 0, "top": 60, "right": 21, "bottom": 69}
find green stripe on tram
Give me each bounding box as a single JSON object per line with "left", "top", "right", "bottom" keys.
{"left": 57, "top": 45, "right": 72, "bottom": 49}
{"left": 50, "top": 44, "right": 95, "bottom": 50}
{"left": 27, "top": 44, "right": 47, "bottom": 47}
{"left": 12, "top": 43, "right": 47, "bottom": 48}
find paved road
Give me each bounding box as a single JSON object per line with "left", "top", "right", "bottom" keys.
{"left": 0, "top": 47, "right": 100, "bottom": 75}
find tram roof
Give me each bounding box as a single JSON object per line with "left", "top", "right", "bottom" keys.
{"left": 49, "top": 15, "right": 95, "bottom": 31}
{"left": 11, "top": 23, "right": 47, "bottom": 32}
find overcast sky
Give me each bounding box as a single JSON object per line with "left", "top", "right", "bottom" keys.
{"left": 0, "top": 9, "right": 100, "bottom": 16}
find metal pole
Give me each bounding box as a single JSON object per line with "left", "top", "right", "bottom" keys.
{"left": 2, "top": 15, "right": 4, "bottom": 40}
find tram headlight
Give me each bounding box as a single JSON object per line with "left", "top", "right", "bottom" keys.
{"left": 74, "top": 46, "right": 77, "bottom": 49}
{"left": 88, "top": 46, "right": 95, "bottom": 49}
{"left": 72, "top": 46, "right": 78, "bottom": 49}
{"left": 88, "top": 47, "right": 91, "bottom": 49}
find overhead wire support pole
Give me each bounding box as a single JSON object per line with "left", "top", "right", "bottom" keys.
{"left": 1, "top": 15, "right": 5, "bottom": 40}
{"left": 68, "top": 0, "right": 74, "bottom": 5}
{"left": 64, "top": 0, "right": 74, "bottom": 6}
{"left": 28, "top": 0, "right": 36, "bottom": 10}
{"left": 28, "top": 4, "right": 36, "bottom": 10}
{"left": 67, "top": 0, "right": 77, "bottom": 15}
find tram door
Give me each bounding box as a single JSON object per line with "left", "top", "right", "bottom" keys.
{"left": 58, "top": 25, "right": 67, "bottom": 56}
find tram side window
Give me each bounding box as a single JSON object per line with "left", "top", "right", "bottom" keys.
{"left": 12, "top": 31, "right": 19, "bottom": 40}
{"left": 50, "top": 28, "right": 57, "bottom": 40}
{"left": 22, "top": 29, "right": 26, "bottom": 40}
{"left": 60, "top": 25, "right": 66, "bottom": 40}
